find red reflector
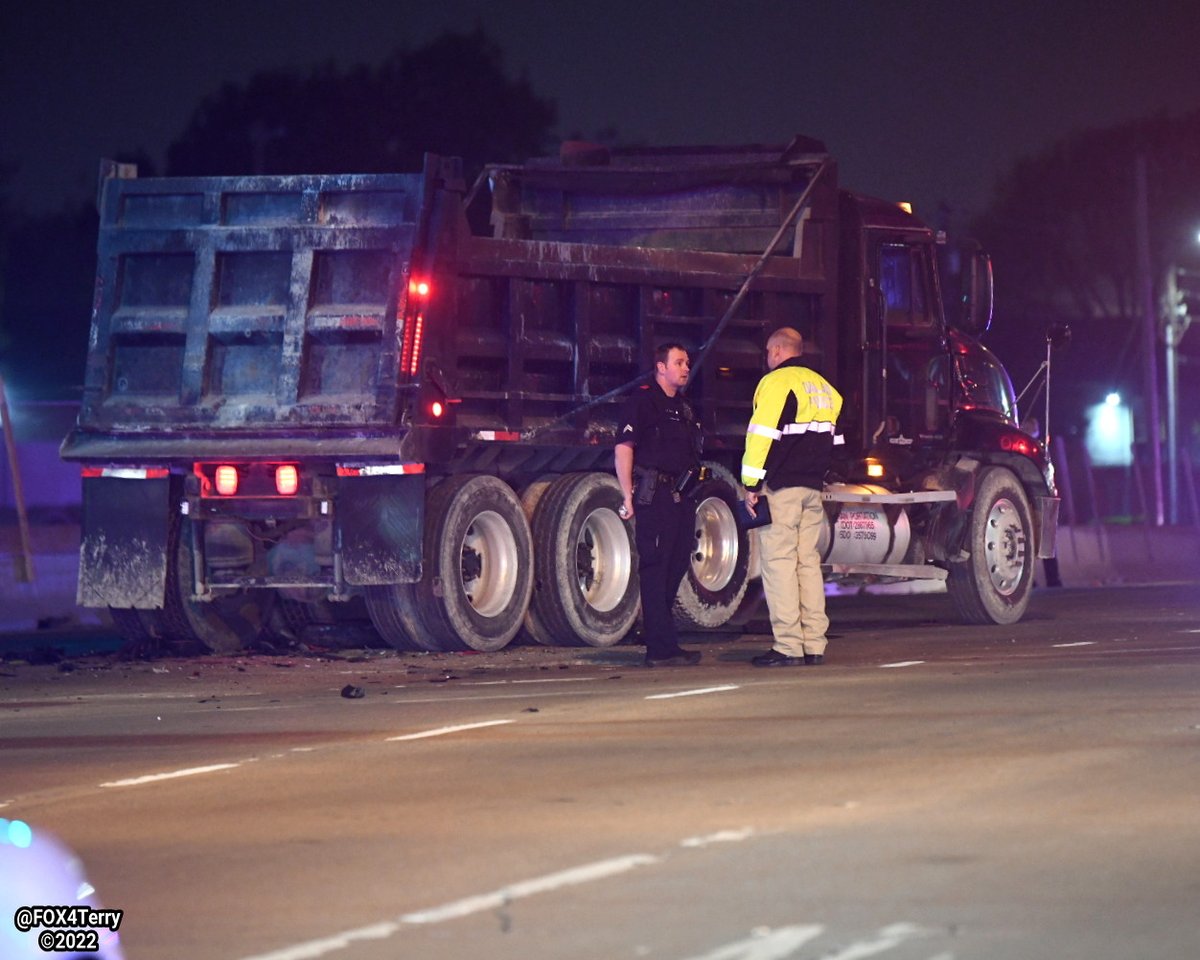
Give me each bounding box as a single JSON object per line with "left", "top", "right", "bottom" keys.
{"left": 215, "top": 465, "right": 239, "bottom": 496}
{"left": 275, "top": 464, "right": 299, "bottom": 496}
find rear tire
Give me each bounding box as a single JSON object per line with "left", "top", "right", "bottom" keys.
{"left": 273, "top": 597, "right": 381, "bottom": 649}
{"left": 947, "top": 466, "right": 1034, "bottom": 625}
{"left": 108, "top": 606, "right": 162, "bottom": 644}
{"left": 528, "top": 472, "right": 639, "bottom": 647}
{"left": 365, "top": 581, "right": 442, "bottom": 652}
{"left": 673, "top": 462, "right": 751, "bottom": 629}
{"left": 519, "top": 476, "right": 559, "bottom": 646}
{"left": 161, "top": 516, "right": 276, "bottom": 654}
{"left": 373, "top": 475, "right": 533, "bottom": 652}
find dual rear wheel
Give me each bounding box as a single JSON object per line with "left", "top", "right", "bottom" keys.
{"left": 109, "top": 466, "right": 755, "bottom": 655}
{"left": 365, "top": 465, "right": 752, "bottom": 652}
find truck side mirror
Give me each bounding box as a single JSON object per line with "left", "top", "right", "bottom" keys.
{"left": 1046, "top": 321, "right": 1071, "bottom": 350}
{"left": 961, "top": 249, "right": 994, "bottom": 336}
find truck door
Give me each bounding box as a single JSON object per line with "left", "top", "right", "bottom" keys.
{"left": 867, "top": 239, "right": 951, "bottom": 463}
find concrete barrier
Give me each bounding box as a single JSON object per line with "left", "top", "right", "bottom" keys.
{"left": 1052, "top": 523, "right": 1200, "bottom": 587}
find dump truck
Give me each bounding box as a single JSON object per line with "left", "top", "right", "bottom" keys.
{"left": 61, "top": 135, "right": 1059, "bottom": 653}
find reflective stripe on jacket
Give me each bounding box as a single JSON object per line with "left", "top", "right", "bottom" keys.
{"left": 741, "top": 358, "right": 843, "bottom": 491}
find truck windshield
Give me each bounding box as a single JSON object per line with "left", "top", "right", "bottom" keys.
{"left": 955, "top": 351, "right": 1018, "bottom": 423}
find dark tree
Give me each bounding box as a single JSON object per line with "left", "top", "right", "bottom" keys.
{"left": 972, "top": 112, "right": 1200, "bottom": 432}
{"left": 974, "top": 113, "right": 1200, "bottom": 324}
{"left": 1, "top": 30, "right": 557, "bottom": 399}
{"left": 167, "top": 29, "right": 557, "bottom": 179}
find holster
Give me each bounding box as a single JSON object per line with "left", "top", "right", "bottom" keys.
{"left": 633, "top": 466, "right": 659, "bottom": 506}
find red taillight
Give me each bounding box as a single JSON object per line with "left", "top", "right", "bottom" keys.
{"left": 275, "top": 464, "right": 299, "bottom": 496}
{"left": 400, "top": 276, "right": 431, "bottom": 379}
{"left": 214, "top": 464, "right": 239, "bottom": 496}
{"left": 430, "top": 400, "right": 445, "bottom": 418}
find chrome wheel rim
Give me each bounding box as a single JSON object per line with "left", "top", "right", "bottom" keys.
{"left": 985, "top": 497, "right": 1027, "bottom": 596}
{"left": 575, "top": 508, "right": 631, "bottom": 613}
{"left": 691, "top": 495, "right": 739, "bottom": 592}
{"left": 459, "top": 510, "right": 519, "bottom": 617}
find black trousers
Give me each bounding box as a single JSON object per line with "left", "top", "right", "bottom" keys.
{"left": 635, "top": 485, "right": 693, "bottom": 657}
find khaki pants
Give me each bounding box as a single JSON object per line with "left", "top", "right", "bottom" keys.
{"left": 755, "top": 484, "right": 828, "bottom": 657}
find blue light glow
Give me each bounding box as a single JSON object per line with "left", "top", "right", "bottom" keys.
{"left": 6, "top": 819, "right": 33, "bottom": 848}
{"left": 1087, "top": 400, "right": 1133, "bottom": 467}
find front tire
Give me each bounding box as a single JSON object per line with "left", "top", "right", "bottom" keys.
{"left": 947, "top": 466, "right": 1035, "bottom": 625}
{"left": 673, "top": 462, "right": 751, "bottom": 629}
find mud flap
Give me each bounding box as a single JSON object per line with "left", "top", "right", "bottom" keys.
{"left": 337, "top": 474, "right": 424, "bottom": 585}
{"left": 77, "top": 476, "right": 171, "bottom": 608}
{"left": 1036, "top": 496, "right": 1061, "bottom": 559}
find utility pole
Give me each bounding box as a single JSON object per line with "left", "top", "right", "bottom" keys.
{"left": 1163, "top": 267, "right": 1194, "bottom": 525}
{"left": 0, "top": 375, "right": 34, "bottom": 582}
{"left": 1134, "top": 155, "right": 1164, "bottom": 526}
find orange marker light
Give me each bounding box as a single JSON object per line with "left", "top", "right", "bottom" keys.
{"left": 215, "top": 465, "right": 239, "bottom": 496}
{"left": 275, "top": 464, "right": 299, "bottom": 496}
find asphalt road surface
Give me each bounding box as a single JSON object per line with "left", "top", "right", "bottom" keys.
{"left": 2, "top": 583, "right": 1199, "bottom": 960}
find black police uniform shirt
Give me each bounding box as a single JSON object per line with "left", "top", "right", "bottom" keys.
{"left": 617, "top": 382, "right": 701, "bottom": 475}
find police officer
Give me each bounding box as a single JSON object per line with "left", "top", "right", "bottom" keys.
{"left": 615, "top": 343, "right": 703, "bottom": 666}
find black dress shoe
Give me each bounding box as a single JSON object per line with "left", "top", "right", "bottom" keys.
{"left": 644, "top": 649, "right": 702, "bottom": 667}
{"left": 751, "top": 649, "right": 805, "bottom": 667}
{"left": 804, "top": 653, "right": 824, "bottom": 666}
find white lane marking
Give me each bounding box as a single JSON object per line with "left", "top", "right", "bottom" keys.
{"left": 463, "top": 677, "right": 602, "bottom": 686}
{"left": 681, "top": 925, "right": 824, "bottom": 960}
{"left": 236, "top": 854, "right": 660, "bottom": 959}
{"left": 645, "top": 685, "right": 739, "bottom": 700}
{"left": 400, "top": 853, "right": 659, "bottom": 924}
{"left": 391, "top": 690, "right": 611, "bottom": 705}
{"left": 236, "top": 921, "right": 400, "bottom": 960}
{"left": 386, "top": 719, "right": 513, "bottom": 742}
{"left": 99, "top": 762, "right": 240, "bottom": 788}
{"left": 820, "top": 922, "right": 934, "bottom": 960}
{"left": 680, "top": 828, "right": 754, "bottom": 848}
{"left": 880, "top": 661, "right": 924, "bottom": 669}
{"left": 1053, "top": 641, "right": 1096, "bottom": 647}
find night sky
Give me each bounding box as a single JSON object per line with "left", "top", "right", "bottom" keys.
{"left": 6, "top": 0, "right": 1200, "bottom": 224}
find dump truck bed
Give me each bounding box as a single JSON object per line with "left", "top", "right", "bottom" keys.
{"left": 63, "top": 169, "right": 432, "bottom": 460}
{"left": 64, "top": 144, "right": 839, "bottom": 464}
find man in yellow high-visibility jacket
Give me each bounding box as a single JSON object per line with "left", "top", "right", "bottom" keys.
{"left": 742, "top": 327, "right": 843, "bottom": 666}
